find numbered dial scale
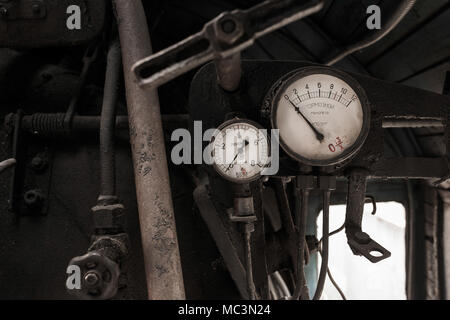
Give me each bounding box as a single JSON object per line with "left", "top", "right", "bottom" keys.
{"left": 211, "top": 119, "right": 270, "bottom": 183}
{"left": 270, "top": 66, "right": 370, "bottom": 167}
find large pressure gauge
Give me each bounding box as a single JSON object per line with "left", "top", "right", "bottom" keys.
{"left": 270, "top": 66, "right": 370, "bottom": 167}
{"left": 211, "top": 119, "right": 270, "bottom": 183}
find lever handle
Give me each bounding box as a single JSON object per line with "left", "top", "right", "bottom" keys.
{"left": 132, "top": 0, "right": 324, "bottom": 89}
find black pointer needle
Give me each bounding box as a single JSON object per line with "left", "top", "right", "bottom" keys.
{"left": 286, "top": 98, "right": 324, "bottom": 142}
{"left": 225, "top": 140, "right": 249, "bottom": 172}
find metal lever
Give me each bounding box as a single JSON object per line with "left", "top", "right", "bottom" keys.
{"left": 132, "top": 0, "right": 324, "bottom": 89}
{"left": 345, "top": 169, "right": 391, "bottom": 263}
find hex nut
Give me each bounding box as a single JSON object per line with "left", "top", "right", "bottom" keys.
{"left": 213, "top": 13, "right": 244, "bottom": 45}
{"left": 91, "top": 203, "right": 125, "bottom": 230}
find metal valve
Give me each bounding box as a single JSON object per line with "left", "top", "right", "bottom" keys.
{"left": 67, "top": 234, "right": 128, "bottom": 300}
{"left": 68, "top": 251, "right": 120, "bottom": 300}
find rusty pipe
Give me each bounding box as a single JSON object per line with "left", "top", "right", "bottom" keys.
{"left": 113, "top": 0, "right": 185, "bottom": 299}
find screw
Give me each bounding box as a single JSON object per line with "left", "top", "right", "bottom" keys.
{"left": 31, "top": 155, "right": 47, "bottom": 172}
{"left": 0, "top": 7, "right": 8, "bottom": 19}
{"left": 84, "top": 272, "right": 100, "bottom": 286}
{"left": 23, "top": 189, "right": 45, "bottom": 209}
{"left": 32, "top": 4, "right": 41, "bottom": 14}
{"left": 221, "top": 18, "right": 237, "bottom": 34}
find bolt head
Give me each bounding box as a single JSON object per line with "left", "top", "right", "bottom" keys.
{"left": 354, "top": 231, "right": 371, "bottom": 244}
{"left": 32, "top": 4, "right": 41, "bottom": 14}
{"left": 84, "top": 272, "right": 100, "bottom": 286}
{"left": 214, "top": 14, "right": 244, "bottom": 45}
{"left": 0, "top": 7, "right": 8, "bottom": 17}
{"left": 31, "top": 156, "right": 43, "bottom": 169}
{"left": 221, "top": 18, "right": 236, "bottom": 34}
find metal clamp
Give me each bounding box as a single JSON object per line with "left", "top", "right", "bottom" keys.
{"left": 132, "top": 0, "right": 324, "bottom": 89}
{"left": 345, "top": 168, "right": 391, "bottom": 263}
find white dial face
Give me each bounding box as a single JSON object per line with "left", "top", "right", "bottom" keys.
{"left": 212, "top": 121, "right": 270, "bottom": 182}
{"left": 275, "top": 72, "right": 365, "bottom": 164}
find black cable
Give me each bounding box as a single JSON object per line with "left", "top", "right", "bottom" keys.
{"left": 315, "top": 194, "right": 378, "bottom": 300}
{"left": 319, "top": 223, "right": 345, "bottom": 246}
{"left": 318, "top": 195, "right": 376, "bottom": 245}
{"left": 244, "top": 223, "right": 257, "bottom": 300}
{"left": 318, "top": 248, "right": 347, "bottom": 300}
{"left": 327, "top": 266, "right": 346, "bottom": 300}
{"left": 313, "top": 190, "right": 330, "bottom": 300}
{"left": 293, "top": 187, "right": 309, "bottom": 300}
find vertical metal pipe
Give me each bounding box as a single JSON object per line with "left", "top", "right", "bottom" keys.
{"left": 113, "top": 0, "right": 185, "bottom": 299}
{"left": 214, "top": 53, "right": 241, "bottom": 91}
{"left": 99, "top": 39, "right": 121, "bottom": 199}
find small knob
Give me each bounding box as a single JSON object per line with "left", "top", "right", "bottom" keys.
{"left": 67, "top": 252, "right": 120, "bottom": 300}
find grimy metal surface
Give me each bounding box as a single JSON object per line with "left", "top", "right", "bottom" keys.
{"left": 0, "top": 0, "right": 106, "bottom": 48}
{"left": 113, "top": 0, "right": 185, "bottom": 299}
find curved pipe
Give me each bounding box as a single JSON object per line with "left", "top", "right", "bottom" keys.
{"left": 325, "top": 0, "right": 417, "bottom": 66}
{"left": 99, "top": 39, "right": 122, "bottom": 199}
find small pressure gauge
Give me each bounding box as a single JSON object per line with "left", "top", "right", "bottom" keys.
{"left": 269, "top": 66, "right": 370, "bottom": 167}
{"left": 211, "top": 119, "right": 270, "bottom": 183}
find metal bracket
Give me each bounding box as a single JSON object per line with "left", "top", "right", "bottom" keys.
{"left": 345, "top": 168, "right": 391, "bottom": 263}
{"left": 132, "top": 0, "right": 324, "bottom": 89}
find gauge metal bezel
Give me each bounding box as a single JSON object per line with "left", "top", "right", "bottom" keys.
{"left": 211, "top": 118, "right": 271, "bottom": 184}
{"left": 270, "top": 66, "right": 371, "bottom": 167}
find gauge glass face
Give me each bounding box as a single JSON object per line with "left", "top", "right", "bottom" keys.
{"left": 212, "top": 121, "right": 270, "bottom": 182}
{"left": 273, "top": 71, "right": 367, "bottom": 165}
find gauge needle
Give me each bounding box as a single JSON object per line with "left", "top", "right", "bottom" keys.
{"left": 226, "top": 140, "right": 249, "bottom": 172}
{"left": 286, "top": 98, "right": 324, "bottom": 142}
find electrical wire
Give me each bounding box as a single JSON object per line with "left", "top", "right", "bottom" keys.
{"left": 315, "top": 195, "right": 377, "bottom": 300}
{"left": 292, "top": 188, "right": 309, "bottom": 300}
{"left": 268, "top": 275, "right": 279, "bottom": 300}
{"left": 273, "top": 271, "right": 291, "bottom": 298}
{"left": 313, "top": 190, "right": 331, "bottom": 300}
{"left": 319, "top": 223, "right": 345, "bottom": 247}
{"left": 317, "top": 248, "right": 347, "bottom": 300}
{"left": 244, "top": 223, "right": 257, "bottom": 300}
{"left": 325, "top": 0, "right": 417, "bottom": 65}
